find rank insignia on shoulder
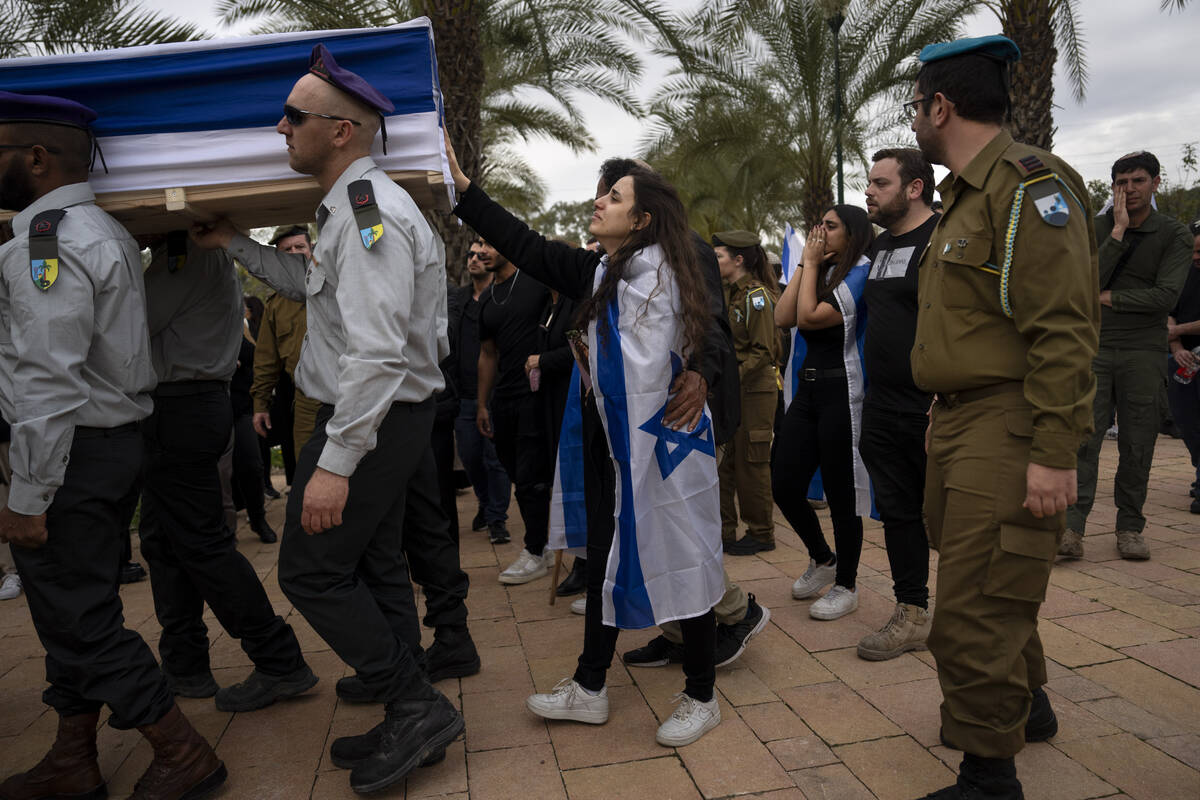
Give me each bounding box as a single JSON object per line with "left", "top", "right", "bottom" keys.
{"left": 29, "top": 209, "right": 67, "bottom": 291}
{"left": 348, "top": 179, "right": 384, "bottom": 249}
{"left": 1018, "top": 154, "right": 1045, "bottom": 174}
{"left": 1027, "top": 179, "right": 1070, "bottom": 227}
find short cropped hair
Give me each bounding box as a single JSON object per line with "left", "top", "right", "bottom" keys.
{"left": 1111, "top": 151, "right": 1160, "bottom": 181}
{"left": 872, "top": 148, "right": 935, "bottom": 206}
{"left": 915, "top": 54, "right": 1009, "bottom": 126}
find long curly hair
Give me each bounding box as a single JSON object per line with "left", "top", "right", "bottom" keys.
{"left": 574, "top": 167, "right": 710, "bottom": 358}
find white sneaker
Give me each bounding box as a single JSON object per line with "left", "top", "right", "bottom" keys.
{"left": 526, "top": 678, "right": 609, "bottom": 724}
{"left": 655, "top": 692, "right": 720, "bottom": 747}
{"left": 499, "top": 549, "right": 549, "bottom": 585}
{"left": 791, "top": 558, "right": 836, "bottom": 599}
{"left": 0, "top": 573, "right": 20, "bottom": 601}
{"left": 809, "top": 585, "right": 858, "bottom": 620}
{"left": 570, "top": 595, "right": 587, "bottom": 615}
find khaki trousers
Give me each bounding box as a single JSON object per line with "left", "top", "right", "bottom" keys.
{"left": 925, "top": 390, "right": 1058, "bottom": 758}
{"left": 719, "top": 387, "right": 778, "bottom": 544}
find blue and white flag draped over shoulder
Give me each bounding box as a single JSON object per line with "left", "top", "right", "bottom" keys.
{"left": 549, "top": 245, "right": 725, "bottom": 629}
{"left": 780, "top": 223, "right": 804, "bottom": 284}
{"left": 781, "top": 254, "right": 875, "bottom": 517}
{"left": 0, "top": 21, "right": 450, "bottom": 203}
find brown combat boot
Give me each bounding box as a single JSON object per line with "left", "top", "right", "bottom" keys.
{"left": 1115, "top": 530, "right": 1150, "bottom": 561}
{"left": 1057, "top": 529, "right": 1084, "bottom": 559}
{"left": 131, "top": 704, "right": 226, "bottom": 800}
{"left": 856, "top": 602, "right": 931, "bottom": 661}
{"left": 0, "top": 711, "right": 105, "bottom": 800}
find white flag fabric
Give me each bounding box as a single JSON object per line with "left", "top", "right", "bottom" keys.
{"left": 549, "top": 245, "right": 725, "bottom": 629}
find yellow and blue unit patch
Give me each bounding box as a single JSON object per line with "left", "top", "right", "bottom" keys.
{"left": 360, "top": 223, "right": 384, "bottom": 249}
{"left": 31, "top": 258, "right": 58, "bottom": 291}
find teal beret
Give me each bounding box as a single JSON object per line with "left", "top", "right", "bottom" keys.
{"left": 919, "top": 35, "right": 1020, "bottom": 65}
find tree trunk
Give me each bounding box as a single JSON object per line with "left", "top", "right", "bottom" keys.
{"left": 424, "top": 0, "right": 484, "bottom": 284}
{"left": 1003, "top": 1, "right": 1057, "bottom": 150}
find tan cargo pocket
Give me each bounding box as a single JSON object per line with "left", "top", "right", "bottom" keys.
{"left": 747, "top": 428, "right": 773, "bottom": 463}
{"left": 981, "top": 523, "right": 1057, "bottom": 603}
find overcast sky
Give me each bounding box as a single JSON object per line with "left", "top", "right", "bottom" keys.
{"left": 144, "top": 0, "right": 1200, "bottom": 208}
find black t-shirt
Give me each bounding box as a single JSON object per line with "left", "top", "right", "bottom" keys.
{"left": 456, "top": 293, "right": 484, "bottom": 399}
{"left": 799, "top": 296, "right": 844, "bottom": 370}
{"left": 1172, "top": 266, "right": 1200, "bottom": 352}
{"left": 479, "top": 270, "right": 552, "bottom": 401}
{"left": 863, "top": 214, "right": 939, "bottom": 413}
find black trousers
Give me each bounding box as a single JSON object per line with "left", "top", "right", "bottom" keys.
{"left": 13, "top": 426, "right": 173, "bottom": 729}
{"left": 491, "top": 393, "right": 552, "bottom": 556}
{"left": 431, "top": 412, "right": 459, "bottom": 542}
{"left": 231, "top": 411, "right": 266, "bottom": 525}
{"left": 278, "top": 401, "right": 441, "bottom": 703}
{"left": 859, "top": 403, "right": 930, "bottom": 608}
{"left": 771, "top": 377, "right": 863, "bottom": 590}
{"left": 402, "top": 440, "right": 471, "bottom": 632}
{"left": 572, "top": 397, "right": 716, "bottom": 702}
{"left": 139, "top": 387, "right": 303, "bottom": 678}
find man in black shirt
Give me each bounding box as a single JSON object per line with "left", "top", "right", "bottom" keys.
{"left": 856, "top": 148, "right": 939, "bottom": 662}
{"left": 451, "top": 243, "right": 512, "bottom": 543}
{"left": 476, "top": 237, "right": 555, "bottom": 583}
{"left": 1167, "top": 226, "right": 1200, "bottom": 512}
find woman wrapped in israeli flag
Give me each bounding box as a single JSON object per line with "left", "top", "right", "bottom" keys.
{"left": 445, "top": 138, "right": 726, "bottom": 748}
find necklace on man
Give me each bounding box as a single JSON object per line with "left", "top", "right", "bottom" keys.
{"left": 491, "top": 269, "right": 520, "bottom": 306}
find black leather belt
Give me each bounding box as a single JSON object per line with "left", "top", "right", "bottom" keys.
{"left": 154, "top": 380, "right": 228, "bottom": 397}
{"left": 76, "top": 421, "right": 139, "bottom": 438}
{"left": 801, "top": 367, "right": 847, "bottom": 381}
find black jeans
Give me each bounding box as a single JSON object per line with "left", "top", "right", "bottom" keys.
{"left": 13, "top": 426, "right": 174, "bottom": 729}
{"left": 139, "top": 386, "right": 303, "bottom": 678}
{"left": 771, "top": 377, "right": 863, "bottom": 590}
{"left": 232, "top": 411, "right": 266, "bottom": 525}
{"left": 491, "top": 393, "right": 552, "bottom": 556}
{"left": 278, "top": 401, "right": 440, "bottom": 703}
{"left": 859, "top": 403, "right": 930, "bottom": 608}
{"left": 572, "top": 397, "right": 716, "bottom": 702}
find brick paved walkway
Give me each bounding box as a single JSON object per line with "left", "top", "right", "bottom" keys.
{"left": 2, "top": 437, "right": 1199, "bottom": 799}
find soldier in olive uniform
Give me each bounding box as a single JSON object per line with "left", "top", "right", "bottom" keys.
{"left": 713, "top": 230, "right": 781, "bottom": 554}
{"left": 907, "top": 37, "right": 1099, "bottom": 799}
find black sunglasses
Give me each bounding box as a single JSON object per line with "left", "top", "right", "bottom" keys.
{"left": 283, "top": 104, "right": 362, "bottom": 128}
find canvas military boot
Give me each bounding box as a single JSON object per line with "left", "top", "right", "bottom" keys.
{"left": 131, "top": 704, "right": 226, "bottom": 800}
{"left": 0, "top": 711, "right": 105, "bottom": 800}
{"left": 917, "top": 753, "right": 1024, "bottom": 799}
{"left": 857, "top": 602, "right": 931, "bottom": 661}
{"left": 1115, "top": 530, "right": 1150, "bottom": 560}
{"left": 1057, "top": 529, "right": 1083, "bottom": 559}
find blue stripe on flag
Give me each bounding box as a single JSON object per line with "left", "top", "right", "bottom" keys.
{"left": 0, "top": 28, "right": 437, "bottom": 136}
{"left": 598, "top": 298, "right": 654, "bottom": 629}
{"left": 558, "top": 365, "right": 588, "bottom": 548}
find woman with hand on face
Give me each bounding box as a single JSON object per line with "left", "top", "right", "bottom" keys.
{"left": 444, "top": 135, "right": 726, "bottom": 748}
{"left": 773, "top": 206, "right": 874, "bottom": 621}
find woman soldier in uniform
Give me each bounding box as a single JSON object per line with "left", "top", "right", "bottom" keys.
{"left": 712, "top": 231, "right": 781, "bottom": 555}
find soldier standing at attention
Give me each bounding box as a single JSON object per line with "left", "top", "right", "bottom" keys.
{"left": 0, "top": 91, "right": 225, "bottom": 800}
{"left": 191, "top": 44, "right": 464, "bottom": 795}
{"left": 907, "top": 37, "right": 1099, "bottom": 799}
{"left": 712, "top": 230, "right": 781, "bottom": 555}
{"left": 1061, "top": 151, "right": 1192, "bottom": 561}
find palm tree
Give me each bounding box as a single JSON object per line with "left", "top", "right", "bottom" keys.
{"left": 0, "top": 0, "right": 205, "bottom": 59}
{"left": 986, "top": 0, "right": 1086, "bottom": 150}
{"left": 216, "top": 0, "right": 660, "bottom": 273}
{"left": 646, "top": 0, "right": 974, "bottom": 229}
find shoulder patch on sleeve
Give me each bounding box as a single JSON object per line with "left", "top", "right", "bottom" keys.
{"left": 348, "top": 179, "right": 384, "bottom": 249}
{"left": 747, "top": 286, "right": 768, "bottom": 311}
{"left": 29, "top": 209, "right": 67, "bottom": 291}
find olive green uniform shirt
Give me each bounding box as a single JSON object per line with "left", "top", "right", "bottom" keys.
{"left": 1095, "top": 209, "right": 1192, "bottom": 352}
{"left": 251, "top": 293, "right": 308, "bottom": 415}
{"left": 724, "top": 275, "right": 780, "bottom": 392}
{"left": 912, "top": 131, "right": 1100, "bottom": 470}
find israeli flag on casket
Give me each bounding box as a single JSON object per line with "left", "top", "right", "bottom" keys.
{"left": 0, "top": 20, "right": 452, "bottom": 219}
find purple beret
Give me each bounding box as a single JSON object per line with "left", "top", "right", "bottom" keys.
{"left": 309, "top": 44, "right": 395, "bottom": 115}
{"left": 0, "top": 90, "right": 97, "bottom": 129}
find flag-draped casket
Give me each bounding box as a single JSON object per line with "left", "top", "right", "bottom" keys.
{"left": 0, "top": 20, "right": 452, "bottom": 233}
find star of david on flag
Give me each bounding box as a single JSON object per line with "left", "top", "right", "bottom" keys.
{"left": 637, "top": 352, "right": 716, "bottom": 480}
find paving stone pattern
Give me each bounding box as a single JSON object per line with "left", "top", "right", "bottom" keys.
{"left": 2, "top": 438, "right": 1199, "bottom": 799}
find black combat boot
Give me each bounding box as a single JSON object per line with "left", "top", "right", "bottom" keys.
{"left": 349, "top": 693, "right": 464, "bottom": 794}
{"left": 917, "top": 753, "right": 1023, "bottom": 799}
{"left": 425, "top": 626, "right": 480, "bottom": 683}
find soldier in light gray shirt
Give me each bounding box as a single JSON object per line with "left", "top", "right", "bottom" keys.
{"left": 137, "top": 237, "right": 314, "bottom": 715}
{"left": 0, "top": 90, "right": 224, "bottom": 800}
{"left": 191, "top": 43, "right": 464, "bottom": 795}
